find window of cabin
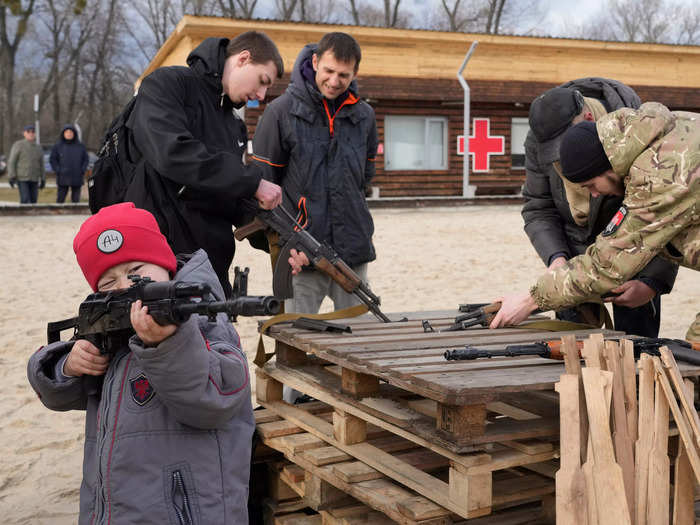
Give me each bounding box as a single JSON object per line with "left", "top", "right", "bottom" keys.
{"left": 384, "top": 116, "right": 448, "bottom": 171}
{"left": 511, "top": 117, "right": 529, "bottom": 169}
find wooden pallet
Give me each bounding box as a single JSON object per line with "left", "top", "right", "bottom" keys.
{"left": 257, "top": 311, "right": 700, "bottom": 522}
{"left": 255, "top": 393, "right": 557, "bottom": 521}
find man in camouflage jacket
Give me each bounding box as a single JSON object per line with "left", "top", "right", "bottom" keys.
{"left": 522, "top": 80, "right": 677, "bottom": 336}
{"left": 491, "top": 102, "right": 699, "bottom": 341}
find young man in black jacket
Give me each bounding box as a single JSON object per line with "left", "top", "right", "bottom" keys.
{"left": 124, "top": 31, "right": 284, "bottom": 297}
{"left": 251, "top": 32, "right": 378, "bottom": 316}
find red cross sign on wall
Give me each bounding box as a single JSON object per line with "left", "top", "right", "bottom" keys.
{"left": 457, "top": 118, "right": 505, "bottom": 172}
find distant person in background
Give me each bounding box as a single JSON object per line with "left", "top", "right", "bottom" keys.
{"left": 8, "top": 124, "right": 45, "bottom": 204}
{"left": 50, "top": 124, "right": 89, "bottom": 203}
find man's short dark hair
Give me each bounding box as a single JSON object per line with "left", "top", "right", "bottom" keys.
{"left": 226, "top": 31, "right": 284, "bottom": 79}
{"left": 316, "top": 32, "right": 362, "bottom": 72}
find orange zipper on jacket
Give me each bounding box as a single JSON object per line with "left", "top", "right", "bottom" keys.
{"left": 322, "top": 93, "right": 358, "bottom": 137}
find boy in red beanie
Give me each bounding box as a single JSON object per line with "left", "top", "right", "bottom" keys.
{"left": 27, "top": 202, "right": 255, "bottom": 524}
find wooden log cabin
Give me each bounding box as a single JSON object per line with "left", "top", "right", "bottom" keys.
{"left": 138, "top": 16, "right": 700, "bottom": 198}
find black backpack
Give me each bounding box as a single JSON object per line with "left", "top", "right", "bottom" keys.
{"left": 87, "top": 97, "right": 141, "bottom": 214}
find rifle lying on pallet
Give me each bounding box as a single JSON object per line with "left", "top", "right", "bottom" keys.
{"left": 433, "top": 293, "right": 626, "bottom": 333}
{"left": 444, "top": 337, "right": 700, "bottom": 365}
{"left": 235, "top": 199, "right": 391, "bottom": 323}
{"left": 47, "top": 268, "right": 281, "bottom": 355}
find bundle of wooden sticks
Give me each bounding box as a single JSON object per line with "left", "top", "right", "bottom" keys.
{"left": 556, "top": 333, "right": 700, "bottom": 525}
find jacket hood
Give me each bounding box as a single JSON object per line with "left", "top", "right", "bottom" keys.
{"left": 289, "top": 43, "right": 358, "bottom": 102}
{"left": 187, "top": 37, "right": 230, "bottom": 102}
{"left": 175, "top": 249, "right": 227, "bottom": 301}
{"left": 596, "top": 102, "right": 676, "bottom": 177}
{"left": 536, "top": 77, "right": 641, "bottom": 164}
{"left": 60, "top": 124, "right": 79, "bottom": 143}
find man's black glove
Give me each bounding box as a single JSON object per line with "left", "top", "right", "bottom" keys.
{"left": 39, "top": 179, "right": 45, "bottom": 189}
{"left": 9, "top": 179, "right": 16, "bottom": 188}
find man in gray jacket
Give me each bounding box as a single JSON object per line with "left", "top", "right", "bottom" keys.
{"left": 27, "top": 203, "right": 254, "bottom": 524}
{"left": 251, "top": 32, "right": 378, "bottom": 316}
{"left": 521, "top": 79, "right": 677, "bottom": 336}
{"left": 8, "top": 124, "right": 45, "bottom": 204}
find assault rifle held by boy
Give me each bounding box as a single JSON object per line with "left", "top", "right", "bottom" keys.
{"left": 47, "top": 268, "right": 280, "bottom": 355}
{"left": 444, "top": 337, "right": 700, "bottom": 364}
{"left": 235, "top": 200, "right": 391, "bottom": 323}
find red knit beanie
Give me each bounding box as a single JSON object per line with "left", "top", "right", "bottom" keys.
{"left": 73, "top": 202, "right": 176, "bottom": 291}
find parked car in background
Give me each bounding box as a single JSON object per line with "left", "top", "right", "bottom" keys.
{"left": 0, "top": 154, "right": 6, "bottom": 176}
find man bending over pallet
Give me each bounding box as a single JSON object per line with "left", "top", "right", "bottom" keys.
{"left": 490, "top": 102, "right": 699, "bottom": 341}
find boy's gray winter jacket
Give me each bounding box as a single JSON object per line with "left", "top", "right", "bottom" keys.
{"left": 27, "top": 250, "right": 254, "bottom": 525}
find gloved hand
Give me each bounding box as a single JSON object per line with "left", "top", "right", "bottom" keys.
{"left": 39, "top": 179, "right": 46, "bottom": 189}
{"left": 9, "top": 179, "right": 16, "bottom": 188}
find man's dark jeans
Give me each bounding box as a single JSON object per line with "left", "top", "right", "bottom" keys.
{"left": 18, "top": 180, "right": 38, "bottom": 204}
{"left": 57, "top": 184, "right": 82, "bottom": 203}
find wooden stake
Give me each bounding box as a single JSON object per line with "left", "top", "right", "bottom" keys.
{"left": 620, "top": 339, "right": 638, "bottom": 444}
{"left": 673, "top": 379, "right": 695, "bottom": 525}
{"left": 604, "top": 340, "right": 635, "bottom": 514}
{"left": 581, "top": 367, "right": 632, "bottom": 525}
{"left": 555, "top": 374, "right": 588, "bottom": 525}
{"left": 562, "top": 335, "right": 589, "bottom": 466}
{"left": 646, "top": 367, "right": 670, "bottom": 525}
{"left": 652, "top": 357, "right": 700, "bottom": 485}
{"left": 659, "top": 347, "right": 700, "bottom": 449}
{"left": 635, "top": 355, "right": 655, "bottom": 525}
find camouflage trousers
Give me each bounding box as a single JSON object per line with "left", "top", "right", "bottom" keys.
{"left": 687, "top": 312, "right": 700, "bottom": 342}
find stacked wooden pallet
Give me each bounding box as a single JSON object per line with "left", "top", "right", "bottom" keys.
{"left": 555, "top": 333, "right": 700, "bottom": 525}
{"left": 254, "top": 311, "right": 700, "bottom": 523}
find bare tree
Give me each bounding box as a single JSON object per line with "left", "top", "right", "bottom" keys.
{"left": 274, "top": 0, "right": 297, "bottom": 20}
{"left": 560, "top": 0, "right": 698, "bottom": 45}
{"left": 438, "top": 0, "right": 481, "bottom": 32}
{"left": 383, "top": 0, "right": 400, "bottom": 27}
{"left": 347, "top": 0, "right": 359, "bottom": 24}
{"left": 484, "top": 0, "right": 506, "bottom": 33}
{"left": 677, "top": 5, "right": 700, "bottom": 44}
{"left": 0, "top": 0, "right": 37, "bottom": 153}
{"left": 296, "top": 0, "right": 338, "bottom": 23}
{"left": 216, "top": 0, "right": 257, "bottom": 18}
{"left": 82, "top": 0, "right": 119, "bottom": 146}
{"left": 609, "top": 0, "right": 671, "bottom": 42}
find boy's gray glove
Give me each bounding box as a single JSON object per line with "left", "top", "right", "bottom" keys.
{"left": 9, "top": 178, "right": 16, "bottom": 188}
{"left": 39, "top": 179, "right": 45, "bottom": 189}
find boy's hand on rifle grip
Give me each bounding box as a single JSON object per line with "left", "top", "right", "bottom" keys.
{"left": 64, "top": 340, "right": 110, "bottom": 377}
{"left": 288, "top": 249, "right": 310, "bottom": 275}
{"left": 131, "top": 300, "right": 177, "bottom": 346}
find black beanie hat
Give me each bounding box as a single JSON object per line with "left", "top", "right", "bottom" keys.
{"left": 560, "top": 121, "right": 612, "bottom": 183}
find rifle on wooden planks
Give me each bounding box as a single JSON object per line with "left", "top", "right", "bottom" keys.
{"left": 438, "top": 292, "right": 625, "bottom": 333}
{"left": 443, "top": 338, "right": 700, "bottom": 364}
{"left": 234, "top": 199, "right": 391, "bottom": 323}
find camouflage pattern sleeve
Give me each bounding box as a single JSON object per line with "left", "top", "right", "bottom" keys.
{"left": 531, "top": 103, "right": 700, "bottom": 312}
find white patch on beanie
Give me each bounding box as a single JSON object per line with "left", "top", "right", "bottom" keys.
{"left": 97, "top": 229, "right": 124, "bottom": 253}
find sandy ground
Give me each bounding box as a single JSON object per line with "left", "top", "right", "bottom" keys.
{"left": 1, "top": 205, "right": 698, "bottom": 523}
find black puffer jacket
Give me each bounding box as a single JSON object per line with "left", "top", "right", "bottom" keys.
{"left": 124, "top": 38, "right": 263, "bottom": 296}
{"left": 521, "top": 77, "right": 678, "bottom": 293}
{"left": 49, "top": 125, "right": 89, "bottom": 186}
{"left": 251, "top": 44, "right": 378, "bottom": 266}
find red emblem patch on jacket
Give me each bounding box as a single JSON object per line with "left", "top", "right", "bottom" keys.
{"left": 602, "top": 206, "right": 628, "bottom": 237}
{"left": 129, "top": 373, "right": 155, "bottom": 406}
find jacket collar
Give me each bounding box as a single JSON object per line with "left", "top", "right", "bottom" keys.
{"left": 187, "top": 38, "right": 239, "bottom": 111}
